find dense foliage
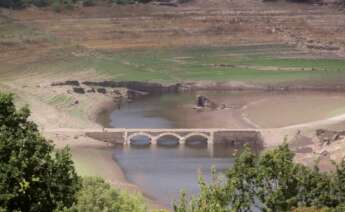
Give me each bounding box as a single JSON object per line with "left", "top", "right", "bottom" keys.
{"left": 0, "top": 93, "right": 81, "bottom": 211}
{"left": 61, "top": 177, "right": 147, "bottom": 212}
{"left": 174, "top": 144, "right": 345, "bottom": 211}
{"left": 0, "top": 92, "right": 150, "bottom": 211}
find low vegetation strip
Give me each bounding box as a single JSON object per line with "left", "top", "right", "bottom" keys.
{"left": 0, "top": 0, "right": 190, "bottom": 10}
{"left": 2, "top": 44, "right": 345, "bottom": 85}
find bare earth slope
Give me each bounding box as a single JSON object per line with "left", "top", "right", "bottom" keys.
{"left": 5, "top": 0, "right": 345, "bottom": 52}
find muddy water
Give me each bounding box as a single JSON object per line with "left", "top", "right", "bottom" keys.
{"left": 109, "top": 91, "right": 345, "bottom": 129}
{"left": 113, "top": 145, "right": 238, "bottom": 207}
{"left": 109, "top": 91, "right": 345, "bottom": 207}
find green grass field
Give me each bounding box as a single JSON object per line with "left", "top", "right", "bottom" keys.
{"left": 13, "top": 44, "right": 344, "bottom": 83}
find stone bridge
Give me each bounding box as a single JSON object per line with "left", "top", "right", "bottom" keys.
{"left": 56, "top": 128, "right": 264, "bottom": 148}
{"left": 46, "top": 128, "right": 264, "bottom": 156}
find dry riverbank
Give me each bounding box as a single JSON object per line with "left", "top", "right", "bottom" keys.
{"left": 45, "top": 131, "right": 166, "bottom": 209}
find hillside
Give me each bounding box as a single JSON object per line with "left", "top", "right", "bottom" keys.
{"left": 1, "top": 0, "right": 345, "bottom": 129}
{"left": 1, "top": 0, "right": 345, "bottom": 52}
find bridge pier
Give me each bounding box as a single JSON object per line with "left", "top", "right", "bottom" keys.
{"left": 179, "top": 137, "right": 186, "bottom": 145}
{"left": 207, "top": 142, "right": 214, "bottom": 158}
{"left": 151, "top": 137, "right": 157, "bottom": 145}
{"left": 123, "top": 131, "right": 128, "bottom": 145}
{"left": 209, "top": 131, "right": 214, "bottom": 144}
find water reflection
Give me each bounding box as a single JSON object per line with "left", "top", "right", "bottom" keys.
{"left": 185, "top": 135, "right": 208, "bottom": 148}
{"left": 113, "top": 146, "right": 230, "bottom": 207}
{"left": 157, "top": 135, "right": 180, "bottom": 147}
{"left": 113, "top": 137, "right": 261, "bottom": 207}
{"left": 129, "top": 135, "right": 151, "bottom": 147}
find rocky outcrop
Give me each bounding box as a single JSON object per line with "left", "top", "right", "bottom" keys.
{"left": 52, "top": 80, "right": 80, "bottom": 87}
{"left": 96, "top": 88, "right": 107, "bottom": 94}
{"left": 306, "top": 44, "right": 340, "bottom": 51}
{"left": 316, "top": 129, "right": 345, "bottom": 145}
{"left": 195, "top": 95, "right": 218, "bottom": 109}
{"left": 52, "top": 80, "right": 345, "bottom": 95}
{"left": 82, "top": 81, "right": 181, "bottom": 94}
{"left": 73, "top": 87, "right": 85, "bottom": 94}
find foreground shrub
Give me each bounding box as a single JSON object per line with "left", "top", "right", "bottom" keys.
{"left": 63, "top": 177, "right": 147, "bottom": 212}
{"left": 0, "top": 0, "right": 155, "bottom": 8}
{"left": 0, "top": 93, "right": 81, "bottom": 211}
{"left": 175, "top": 144, "right": 345, "bottom": 211}
{"left": 82, "top": 0, "right": 95, "bottom": 7}
{"left": 111, "top": 0, "right": 152, "bottom": 4}
{"left": 0, "top": 0, "right": 25, "bottom": 8}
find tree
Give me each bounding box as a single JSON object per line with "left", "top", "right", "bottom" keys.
{"left": 174, "top": 173, "right": 227, "bottom": 212}
{"left": 174, "top": 144, "right": 345, "bottom": 211}
{"left": 62, "top": 177, "right": 147, "bottom": 212}
{"left": 0, "top": 93, "right": 81, "bottom": 211}
{"left": 0, "top": 0, "right": 25, "bottom": 8}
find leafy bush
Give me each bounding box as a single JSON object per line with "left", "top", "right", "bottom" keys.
{"left": 0, "top": 0, "right": 157, "bottom": 8}
{"left": 178, "top": 0, "right": 192, "bottom": 4}
{"left": 111, "top": 0, "right": 136, "bottom": 4}
{"left": 0, "top": 93, "right": 81, "bottom": 211}
{"left": 51, "top": 0, "right": 63, "bottom": 12}
{"left": 50, "top": 0, "right": 74, "bottom": 12}
{"left": 0, "top": 93, "right": 149, "bottom": 211}
{"left": 0, "top": 0, "right": 25, "bottom": 8}
{"left": 175, "top": 144, "right": 345, "bottom": 211}
{"left": 62, "top": 177, "right": 147, "bottom": 212}
{"left": 31, "top": 0, "right": 50, "bottom": 7}
{"left": 111, "top": 0, "right": 154, "bottom": 5}
{"left": 82, "top": 0, "right": 95, "bottom": 7}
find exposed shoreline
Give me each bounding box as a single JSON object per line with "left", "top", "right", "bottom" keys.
{"left": 34, "top": 80, "right": 345, "bottom": 209}
{"left": 46, "top": 130, "right": 167, "bottom": 209}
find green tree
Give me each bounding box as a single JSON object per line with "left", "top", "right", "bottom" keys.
{"left": 174, "top": 174, "right": 227, "bottom": 212}
{"left": 63, "top": 177, "right": 147, "bottom": 212}
{"left": 0, "top": 93, "right": 81, "bottom": 211}
{"left": 0, "top": 0, "right": 25, "bottom": 8}
{"left": 175, "top": 144, "right": 345, "bottom": 211}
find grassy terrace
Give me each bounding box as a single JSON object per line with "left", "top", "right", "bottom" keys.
{"left": 0, "top": 14, "right": 345, "bottom": 84}
{"left": 4, "top": 45, "right": 344, "bottom": 84}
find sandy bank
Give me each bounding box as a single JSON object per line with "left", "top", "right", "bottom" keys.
{"left": 45, "top": 131, "right": 166, "bottom": 210}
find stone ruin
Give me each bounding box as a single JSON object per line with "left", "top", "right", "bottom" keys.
{"left": 316, "top": 129, "right": 345, "bottom": 145}
{"left": 195, "top": 95, "right": 225, "bottom": 110}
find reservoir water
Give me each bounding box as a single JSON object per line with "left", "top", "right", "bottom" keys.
{"left": 107, "top": 91, "right": 345, "bottom": 207}
{"left": 113, "top": 145, "right": 236, "bottom": 207}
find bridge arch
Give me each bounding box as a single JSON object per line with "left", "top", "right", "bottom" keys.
{"left": 127, "top": 132, "right": 153, "bottom": 146}
{"left": 155, "top": 133, "right": 182, "bottom": 147}
{"left": 184, "top": 133, "right": 210, "bottom": 147}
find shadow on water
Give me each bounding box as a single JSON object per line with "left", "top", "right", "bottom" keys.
{"left": 185, "top": 135, "right": 208, "bottom": 148}
{"left": 129, "top": 135, "right": 151, "bottom": 147}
